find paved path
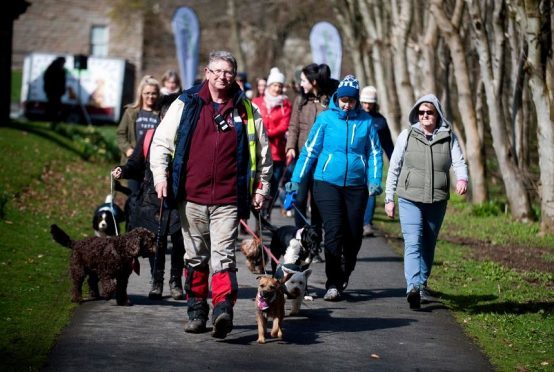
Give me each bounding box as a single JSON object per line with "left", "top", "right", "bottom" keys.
{"left": 43, "top": 208, "right": 492, "bottom": 371}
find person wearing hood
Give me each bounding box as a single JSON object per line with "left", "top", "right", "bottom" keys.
{"left": 286, "top": 75, "right": 384, "bottom": 301}
{"left": 384, "top": 94, "right": 468, "bottom": 310}
{"left": 252, "top": 67, "right": 292, "bottom": 220}
{"left": 149, "top": 51, "right": 273, "bottom": 338}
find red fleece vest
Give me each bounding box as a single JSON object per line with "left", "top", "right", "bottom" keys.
{"left": 185, "top": 102, "right": 239, "bottom": 206}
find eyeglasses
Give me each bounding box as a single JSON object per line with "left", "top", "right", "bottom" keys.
{"left": 418, "top": 110, "right": 435, "bottom": 116}
{"left": 207, "top": 68, "right": 234, "bottom": 78}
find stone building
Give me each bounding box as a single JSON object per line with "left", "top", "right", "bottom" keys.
{"left": 13, "top": 0, "right": 344, "bottom": 110}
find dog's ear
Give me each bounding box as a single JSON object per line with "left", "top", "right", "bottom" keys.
{"left": 280, "top": 272, "right": 293, "bottom": 284}
{"left": 303, "top": 268, "right": 313, "bottom": 279}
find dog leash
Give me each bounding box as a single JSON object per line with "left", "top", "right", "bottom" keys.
{"left": 109, "top": 173, "right": 120, "bottom": 236}
{"left": 292, "top": 204, "right": 310, "bottom": 225}
{"left": 239, "top": 219, "right": 280, "bottom": 266}
{"left": 256, "top": 212, "right": 267, "bottom": 275}
{"left": 152, "top": 196, "right": 165, "bottom": 275}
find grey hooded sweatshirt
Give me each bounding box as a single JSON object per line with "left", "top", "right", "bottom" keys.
{"left": 385, "top": 94, "right": 468, "bottom": 203}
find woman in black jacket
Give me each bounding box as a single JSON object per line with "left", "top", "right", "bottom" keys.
{"left": 112, "top": 127, "right": 184, "bottom": 300}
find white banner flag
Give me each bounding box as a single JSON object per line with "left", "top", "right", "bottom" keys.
{"left": 172, "top": 7, "right": 200, "bottom": 89}
{"left": 309, "top": 21, "right": 342, "bottom": 80}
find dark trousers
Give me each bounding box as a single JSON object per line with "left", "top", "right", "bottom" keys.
{"left": 150, "top": 230, "right": 185, "bottom": 279}
{"left": 313, "top": 180, "right": 368, "bottom": 290}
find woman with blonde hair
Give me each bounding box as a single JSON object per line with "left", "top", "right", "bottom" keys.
{"left": 116, "top": 75, "right": 161, "bottom": 201}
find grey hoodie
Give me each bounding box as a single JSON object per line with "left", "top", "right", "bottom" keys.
{"left": 385, "top": 94, "right": 468, "bottom": 202}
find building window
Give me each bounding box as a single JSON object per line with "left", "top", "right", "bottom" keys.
{"left": 90, "top": 25, "right": 109, "bottom": 57}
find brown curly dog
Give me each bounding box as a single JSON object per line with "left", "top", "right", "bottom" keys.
{"left": 50, "top": 224, "right": 157, "bottom": 306}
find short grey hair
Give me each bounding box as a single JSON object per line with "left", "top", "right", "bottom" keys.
{"left": 208, "top": 50, "right": 237, "bottom": 76}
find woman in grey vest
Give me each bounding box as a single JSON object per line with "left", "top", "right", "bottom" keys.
{"left": 384, "top": 94, "right": 468, "bottom": 310}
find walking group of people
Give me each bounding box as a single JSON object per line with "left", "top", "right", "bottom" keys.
{"left": 111, "top": 49, "right": 468, "bottom": 339}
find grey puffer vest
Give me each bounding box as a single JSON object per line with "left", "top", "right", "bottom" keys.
{"left": 397, "top": 128, "right": 452, "bottom": 203}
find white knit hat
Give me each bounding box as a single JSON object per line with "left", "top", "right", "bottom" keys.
{"left": 266, "top": 67, "right": 285, "bottom": 86}
{"left": 360, "top": 86, "right": 377, "bottom": 103}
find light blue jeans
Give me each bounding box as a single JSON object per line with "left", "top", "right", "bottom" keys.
{"left": 363, "top": 195, "right": 376, "bottom": 225}
{"left": 398, "top": 198, "right": 447, "bottom": 293}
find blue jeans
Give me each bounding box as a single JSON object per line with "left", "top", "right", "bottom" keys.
{"left": 363, "top": 195, "right": 376, "bottom": 225}
{"left": 398, "top": 198, "right": 447, "bottom": 292}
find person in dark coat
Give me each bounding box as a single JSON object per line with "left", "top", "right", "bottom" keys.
{"left": 43, "top": 56, "right": 67, "bottom": 123}
{"left": 359, "top": 86, "right": 394, "bottom": 237}
{"left": 112, "top": 127, "right": 185, "bottom": 301}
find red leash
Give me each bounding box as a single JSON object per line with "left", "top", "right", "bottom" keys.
{"left": 239, "top": 219, "right": 280, "bottom": 265}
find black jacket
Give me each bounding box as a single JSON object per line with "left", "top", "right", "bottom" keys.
{"left": 120, "top": 129, "right": 181, "bottom": 235}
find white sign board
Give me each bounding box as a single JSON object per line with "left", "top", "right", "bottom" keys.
{"left": 21, "top": 53, "right": 127, "bottom": 123}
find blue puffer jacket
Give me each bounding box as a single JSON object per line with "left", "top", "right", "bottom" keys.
{"left": 291, "top": 93, "right": 383, "bottom": 188}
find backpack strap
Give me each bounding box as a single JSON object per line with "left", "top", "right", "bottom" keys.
{"left": 142, "top": 129, "right": 155, "bottom": 157}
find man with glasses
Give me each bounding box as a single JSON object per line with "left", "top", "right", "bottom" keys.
{"left": 384, "top": 94, "right": 468, "bottom": 310}
{"left": 150, "top": 51, "right": 272, "bottom": 338}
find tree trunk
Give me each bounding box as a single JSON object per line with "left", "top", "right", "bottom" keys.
{"left": 227, "top": 0, "right": 246, "bottom": 70}
{"left": 332, "top": 0, "right": 366, "bottom": 81}
{"left": 467, "top": 0, "right": 533, "bottom": 221}
{"left": 431, "top": 0, "right": 487, "bottom": 203}
{"left": 522, "top": 0, "right": 554, "bottom": 234}
{"left": 391, "top": 0, "right": 415, "bottom": 124}
{"left": 359, "top": 0, "right": 401, "bottom": 138}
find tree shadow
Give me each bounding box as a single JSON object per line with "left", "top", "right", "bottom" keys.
{"left": 435, "top": 289, "right": 553, "bottom": 315}
{"left": 2, "top": 120, "right": 84, "bottom": 158}
{"left": 356, "top": 256, "right": 402, "bottom": 263}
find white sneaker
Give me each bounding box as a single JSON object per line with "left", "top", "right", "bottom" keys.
{"left": 363, "top": 224, "right": 374, "bottom": 237}
{"left": 323, "top": 287, "right": 341, "bottom": 301}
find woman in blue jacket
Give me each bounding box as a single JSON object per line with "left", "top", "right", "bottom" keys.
{"left": 288, "top": 75, "right": 383, "bottom": 301}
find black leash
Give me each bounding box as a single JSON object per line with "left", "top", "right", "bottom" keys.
{"left": 152, "top": 196, "right": 164, "bottom": 275}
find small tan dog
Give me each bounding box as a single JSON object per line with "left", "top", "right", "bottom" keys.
{"left": 255, "top": 275, "right": 289, "bottom": 344}
{"left": 240, "top": 238, "right": 265, "bottom": 274}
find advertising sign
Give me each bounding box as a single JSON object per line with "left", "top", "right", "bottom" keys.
{"left": 172, "top": 7, "right": 200, "bottom": 89}
{"left": 21, "top": 53, "right": 129, "bottom": 123}
{"left": 309, "top": 21, "right": 342, "bottom": 80}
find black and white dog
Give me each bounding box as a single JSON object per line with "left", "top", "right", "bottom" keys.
{"left": 260, "top": 217, "right": 322, "bottom": 274}
{"left": 264, "top": 216, "right": 321, "bottom": 315}
{"left": 92, "top": 194, "right": 125, "bottom": 237}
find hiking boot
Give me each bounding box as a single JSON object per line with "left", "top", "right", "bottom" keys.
{"left": 169, "top": 274, "right": 184, "bottom": 300}
{"left": 407, "top": 287, "right": 421, "bottom": 309}
{"left": 169, "top": 280, "right": 184, "bottom": 300}
{"left": 185, "top": 319, "right": 207, "bottom": 333}
{"left": 323, "top": 287, "right": 341, "bottom": 301}
{"left": 211, "top": 313, "right": 233, "bottom": 339}
{"left": 420, "top": 286, "right": 432, "bottom": 304}
{"left": 363, "top": 224, "right": 375, "bottom": 237}
{"left": 148, "top": 280, "right": 163, "bottom": 300}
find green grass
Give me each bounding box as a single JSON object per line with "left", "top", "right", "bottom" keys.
{"left": 0, "top": 120, "right": 116, "bottom": 371}
{"left": 12, "top": 70, "right": 22, "bottom": 103}
{"left": 374, "top": 194, "right": 553, "bottom": 372}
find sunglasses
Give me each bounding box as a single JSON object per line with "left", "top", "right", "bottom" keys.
{"left": 418, "top": 110, "right": 435, "bottom": 116}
